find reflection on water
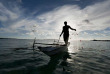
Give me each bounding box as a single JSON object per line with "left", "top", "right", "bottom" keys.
{"left": 37, "top": 49, "right": 70, "bottom": 74}
{"left": 0, "top": 39, "right": 110, "bottom": 74}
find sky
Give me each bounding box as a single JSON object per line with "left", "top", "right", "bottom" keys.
{"left": 0, "top": 0, "right": 110, "bottom": 40}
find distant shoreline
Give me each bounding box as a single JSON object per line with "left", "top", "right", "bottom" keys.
{"left": 0, "top": 38, "right": 110, "bottom": 41}
{"left": 0, "top": 38, "right": 57, "bottom": 40}
{"left": 91, "top": 40, "right": 110, "bottom": 41}
{"left": 0, "top": 38, "right": 17, "bottom": 39}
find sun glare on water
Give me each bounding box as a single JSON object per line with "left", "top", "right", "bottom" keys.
{"left": 68, "top": 41, "right": 79, "bottom": 54}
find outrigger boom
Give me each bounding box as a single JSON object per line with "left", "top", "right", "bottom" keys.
{"left": 34, "top": 43, "right": 60, "bottom": 45}
{"left": 33, "top": 37, "right": 60, "bottom": 49}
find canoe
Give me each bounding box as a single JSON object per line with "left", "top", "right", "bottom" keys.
{"left": 38, "top": 42, "right": 70, "bottom": 56}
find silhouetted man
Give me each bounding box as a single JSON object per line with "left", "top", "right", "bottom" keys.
{"left": 60, "top": 21, "right": 76, "bottom": 45}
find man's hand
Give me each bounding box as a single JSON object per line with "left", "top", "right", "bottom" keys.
{"left": 60, "top": 34, "right": 61, "bottom": 37}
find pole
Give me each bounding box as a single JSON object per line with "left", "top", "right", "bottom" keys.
{"left": 33, "top": 37, "right": 36, "bottom": 50}
{"left": 57, "top": 36, "right": 60, "bottom": 44}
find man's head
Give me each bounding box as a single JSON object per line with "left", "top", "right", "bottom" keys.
{"left": 64, "top": 21, "right": 67, "bottom": 26}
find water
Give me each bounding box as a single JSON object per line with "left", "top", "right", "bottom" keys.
{"left": 0, "top": 39, "right": 110, "bottom": 74}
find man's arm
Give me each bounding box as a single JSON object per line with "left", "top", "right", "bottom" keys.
{"left": 60, "top": 27, "right": 64, "bottom": 37}
{"left": 69, "top": 26, "right": 76, "bottom": 31}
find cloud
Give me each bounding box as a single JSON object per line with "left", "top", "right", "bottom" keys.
{"left": 82, "top": 0, "right": 110, "bottom": 30}
{"left": 36, "top": 0, "right": 110, "bottom": 34}
{"left": 75, "top": 0, "right": 80, "bottom": 1}
{"left": 17, "top": 0, "right": 22, "bottom": 3}
{"left": 37, "top": 5, "right": 84, "bottom": 33}
{"left": 0, "top": 0, "right": 110, "bottom": 39}
{"left": 0, "top": 3, "right": 19, "bottom": 21}
{"left": 82, "top": 19, "right": 90, "bottom": 24}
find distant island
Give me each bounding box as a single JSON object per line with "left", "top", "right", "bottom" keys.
{"left": 0, "top": 38, "right": 17, "bottom": 39}
{"left": 92, "top": 39, "right": 110, "bottom": 41}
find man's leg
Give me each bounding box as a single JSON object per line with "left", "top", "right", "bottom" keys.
{"left": 64, "top": 34, "right": 69, "bottom": 45}
{"left": 65, "top": 36, "right": 69, "bottom": 45}
{"left": 63, "top": 35, "right": 66, "bottom": 45}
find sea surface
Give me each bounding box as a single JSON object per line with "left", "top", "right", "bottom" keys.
{"left": 0, "top": 39, "right": 110, "bottom": 74}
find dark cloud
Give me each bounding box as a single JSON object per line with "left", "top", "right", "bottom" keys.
{"left": 83, "top": 19, "right": 90, "bottom": 24}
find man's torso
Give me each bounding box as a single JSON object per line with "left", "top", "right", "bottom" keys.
{"left": 63, "top": 25, "right": 70, "bottom": 34}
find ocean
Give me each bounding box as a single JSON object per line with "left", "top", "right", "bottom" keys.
{"left": 0, "top": 39, "right": 110, "bottom": 74}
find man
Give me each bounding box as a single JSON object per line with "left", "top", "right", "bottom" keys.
{"left": 60, "top": 21, "right": 76, "bottom": 45}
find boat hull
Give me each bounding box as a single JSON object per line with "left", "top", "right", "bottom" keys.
{"left": 38, "top": 42, "right": 70, "bottom": 56}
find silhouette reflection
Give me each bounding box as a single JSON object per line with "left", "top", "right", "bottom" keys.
{"left": 38, "top": 49, "right": 70, "bottom": 74}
